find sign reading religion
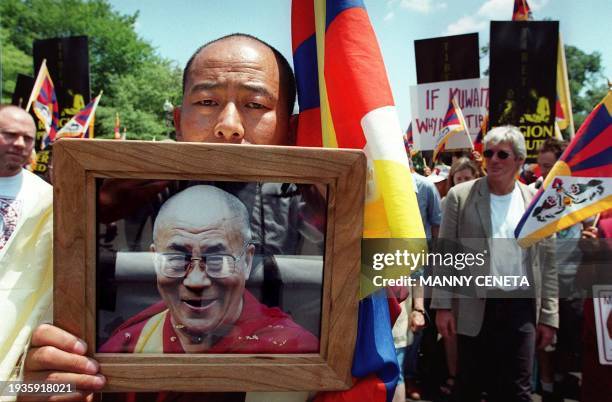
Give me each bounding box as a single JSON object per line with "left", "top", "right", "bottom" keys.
{"left": 414, "top": 33, "right": 480, "bottom": 84}
{"left": 32, "top": 35, "right": 90, "bottom": 176}
{"left": 489, "top": 21, "right": 559, "bottom": 162}
{"left": 410, "top": 78, "right": 489, "bottom": 151}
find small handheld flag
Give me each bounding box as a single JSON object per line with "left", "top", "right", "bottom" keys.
{"left": 512, "top": 0, "right": 532, "bottom": 21}
{"left": 26, "top": 60, "right": 59, "bottom": 150}
{"left": 56, "top": 92, "right": 102, "bottom": 140}
{"left": 473, "top": 114, "right": 488, "bottom": 154}
{"left": 433, "top": 98, "right": 471, "bottom": 162}
{"left": 404, "top": 122, "right": 416, "bottom": 157}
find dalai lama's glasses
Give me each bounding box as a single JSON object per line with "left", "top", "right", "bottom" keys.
{"left": 483, "top": 149, "right": 511, "bottom": 160}
{"left": 155, "top": 243, "right": 250, "bottom": 279}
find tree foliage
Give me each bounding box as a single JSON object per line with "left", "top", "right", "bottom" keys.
{"left": 0, "top": 0, "right": 182, "bottom": 139}
{"left": 564, "top": 45, "right": 609, "bottom": 130}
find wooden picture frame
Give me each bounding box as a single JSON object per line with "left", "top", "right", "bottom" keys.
{"left": 53, "top": 139, "right": 365, "bottom": 392}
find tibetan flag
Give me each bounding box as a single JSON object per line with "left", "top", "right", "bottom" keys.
{"left": 114, "top": 112, "right": 121, "bottom": 139}
{"left": 56, "top": 92, "right": 102, "bottom": 140}
{"left": 25, "top": 60, "right": 59, "bottom": 150}
{"left": 292, "top": 0, "right": 424, "bottom": 240}
{"left": 474, "top": 114, "right": 488, "bottom": 154}
{"left": 433, "top": 98, "right": 471, "bottom": 162}
{"left": 292, "top": 1, "right": 425, "bottom": 401}
{"left": 404, "top": 122, "right": 416, "bottom": 157}
{"left": 516, "top": 91, "right": 612, "bottom": 247}
{"left": 512, "top": 0, "right": 532, "bottom": 21}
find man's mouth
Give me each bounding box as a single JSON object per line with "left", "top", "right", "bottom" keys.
{"left": 6, "top": 152, "right": 24, "bottom": 158}
{"left": 182, "top": 298, "right": 218, "bottom": 312}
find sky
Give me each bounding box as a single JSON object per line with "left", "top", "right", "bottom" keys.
{"left": 107, "top": 0, "right": 611, "bottom": 127}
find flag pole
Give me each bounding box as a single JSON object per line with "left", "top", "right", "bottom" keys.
{"left": 453, "top": 98, "right": 474, "bottom": 148}
{"left": 557, "top": 34, "right": 575, "bottom": 138}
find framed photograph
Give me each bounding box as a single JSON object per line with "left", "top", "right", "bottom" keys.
{"left": 53, "top": 139, "right": 366, "bottom": 392}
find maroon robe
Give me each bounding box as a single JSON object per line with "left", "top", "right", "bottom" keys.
{"left": 100, "top": 291, "right": 318, "bottom": 354}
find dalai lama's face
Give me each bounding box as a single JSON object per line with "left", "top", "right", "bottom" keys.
{"left": 152, "top": 187, "right": 254, "bottom": 339}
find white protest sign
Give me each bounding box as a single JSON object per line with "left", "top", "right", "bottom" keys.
{"left": 410, "top": 78, "right": 489, "bottom": 151}
{"left": 593, "top": 285, "right": 612, "bottom": 365}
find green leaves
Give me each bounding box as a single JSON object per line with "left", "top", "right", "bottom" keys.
{"left": 1, "top": 0, "right": 183, "bottom": 139}
{"left": 564, "top": 45, "right": 608, "bottom": 130}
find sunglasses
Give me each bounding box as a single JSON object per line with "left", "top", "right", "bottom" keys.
{"left": 483, "top": 149, "right": 511, "bottom": 160}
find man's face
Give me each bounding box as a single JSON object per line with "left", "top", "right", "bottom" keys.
{"left": 537, "top": 151, "right": 557, "bottom": 180}
{"left": 153, "top": 208, "right": 254, "bottom": 337}
{"left": 177, "top": 37, "right": 291, "bottom": 146}
{"left": 484, "top": 141, "right": 523, "bottom": 185}
{"left": 0, "top": 107, "right": 36, "bottom": 177}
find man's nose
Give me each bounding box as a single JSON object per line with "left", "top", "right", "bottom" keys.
{"left": 214, "top": 103, "right": 244, "bottom": 143}
{"left": 12, "top": 135, "right": 26, "bottom": 149}
{"left": 183, "top": 263, "right": 213, "bottom": 289}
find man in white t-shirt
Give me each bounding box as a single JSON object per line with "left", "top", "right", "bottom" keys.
{"left": 0, "top": 105, "right": 50, "bottom": 247}
{"left": 431, "top": 126, "right": 558, "bottom": 401}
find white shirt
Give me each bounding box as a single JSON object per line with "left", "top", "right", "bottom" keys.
{"left": 489, "top": 183, "right": 528, "bottom": 291}
{"left": 0, "top": 169, "right": 51, "bottom": 251}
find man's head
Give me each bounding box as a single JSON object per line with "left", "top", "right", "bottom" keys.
{"left": 483, "top": 125, "right": 526, "bottom": 186}
{"left": 176, "top": 34, "right": 296, "bottom": 146}
{"left": 151, "top": 185, "right": 254, "bottom": 340}
{"left": 537, "top": 138, "right": 566, "bottom": 180}
{"left": 0, "top": 105, "right": 36, "bottom": 177}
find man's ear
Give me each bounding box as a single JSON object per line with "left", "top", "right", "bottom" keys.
{"left": 287, "top": 114, "right": 298, "bottom": 146}
{"left": 243, "top": 244, "right": 255, "bottom": 278}
{"left": 173, "top": 106, "right": 182, "bottom": 141}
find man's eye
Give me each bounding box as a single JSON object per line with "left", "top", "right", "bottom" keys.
{"left": 246, "top": 102, "right": 266, "bottom": 109}
{"left": 196, "top": 99, "right": 217, "bottom": 106}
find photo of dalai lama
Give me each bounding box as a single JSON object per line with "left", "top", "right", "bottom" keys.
{"left": 99, "top": 185, "right": 318, "bottom": 354}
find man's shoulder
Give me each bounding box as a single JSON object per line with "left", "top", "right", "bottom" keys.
{"left": 412, "top": 172, "right": 437, "bottom": 192}
{"left": 99, "top": 301, "right": 168, "bottom": 353}
{"left": 448, "top": 177, "right": 483, "bottom": 199}
{"left": 517, "top": 180, "right": 536, "bottom": 198}
{"left": 22, "top": 169, "right": 52, "bottom": 192}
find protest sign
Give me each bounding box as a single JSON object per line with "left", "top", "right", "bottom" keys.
{"left": 410, "top": 78, "right": 489, "bottom": 151}
{"left": 489, "top": 21, "right": 559, "bottom": 162}
{"left": 414, "top": 33, "right": 480, "bottom": 84}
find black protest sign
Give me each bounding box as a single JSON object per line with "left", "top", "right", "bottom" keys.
{"left": 489, "top": 21, "right": 558, "bottom": 162}
{"left": 414, "top": 33, "right": 480, "bottom": 84}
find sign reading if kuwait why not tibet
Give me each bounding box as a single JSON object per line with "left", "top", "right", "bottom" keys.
{"left": 410, "top": 78, "right": 489, "bottom": 151}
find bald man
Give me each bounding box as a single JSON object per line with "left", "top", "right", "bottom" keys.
{"left": 100, "top": 185, "right": 318, "bottom": 354}
{"left": 21, "top": 35, "right": 321, "bottom": 401}
{"left": 0, "top": 105, "right": 53, "bottom": 390}
{"left": 0, "top": 105, "right": 50, "bottom": 248}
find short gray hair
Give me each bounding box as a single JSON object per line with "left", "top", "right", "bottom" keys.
{"left": 484, "top": 125, "right": 526, "bottom": 160}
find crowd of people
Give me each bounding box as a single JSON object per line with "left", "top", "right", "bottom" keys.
{"left": 0, "top": 32, "right": 610, "bottom": 402}
{"left": 393, "top": 134, "right": 611, "bottom": 402}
